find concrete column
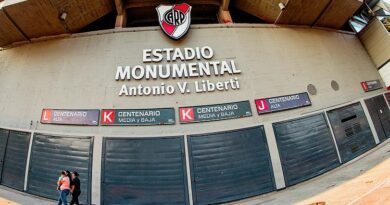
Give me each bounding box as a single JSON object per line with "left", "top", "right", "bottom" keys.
{"left": 263, "top": 122, "right": 285, "bottom": 189}
{"left": 23, "top": 131, "right": 34, "bottom": 191}
{"left": 115, "top": 0, "right": 126, "bottom": 28}
{"left": 218, "top": 0, "right": 233, "bottom": 24}
{"left": 384, "top": 93, "right": 390, "bottom": 109}
{"left": 183, "top": 135, "right": 194, "bottom": 205}
{"left": 324, "top": 111, "right": 342, "bottom": 163}
{"left": 218, "top": 7, "right": 233, "bottom": 24}
{"left": 360, "top": 99, "right": 380, "bottom": 144}
{"left": 115, "top": 13, "right": 127, "bottom": 28}
{"left": 91, "top": 135, "right": 103, "bottom": 205}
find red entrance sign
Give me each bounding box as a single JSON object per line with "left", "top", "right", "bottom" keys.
{"left": 40, "top": 109, "right": 99, "bottom": 125}
{"left": 361, "top": 82, "right": 368, "bottom": 91}
{"left": 361, "top": 80, "right": 382, "bottom": 92}
{"left": 101, "top": 110, "right": 115, "bottom": 124}
{"left": 255, "top": 99, "right": 269, "bottom": 112}
{"left": 41, "top": 109, "right": 53, "bottom": 123}
{"left": 179, "top": 108, "right": 194, "bottom": 122}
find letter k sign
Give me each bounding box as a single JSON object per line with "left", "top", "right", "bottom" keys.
{"left": 101, "top": 110, "right": 115, "bottom": 124}
{"left": 180, "top": 108, "right": 194, "bottom": 122}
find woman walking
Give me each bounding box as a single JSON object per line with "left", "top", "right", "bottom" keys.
{"left": 70, "top": 171, "right": 81, "bottom": 205}
{"left": 57, "top": 171, "right": 71, "bottom": 205}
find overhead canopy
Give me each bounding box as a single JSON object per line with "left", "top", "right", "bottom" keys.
{"left": 0, "top": 0, "right": 364, "bottom": 47}
{"left": 0, "top": 0, "right": 114, "bottom": 46}
{"left": 234, "top": 0, "right": 363, "bottom": 27}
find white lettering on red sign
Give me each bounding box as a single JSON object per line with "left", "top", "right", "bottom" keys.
{"left": 180, "top": 108, "right": 194, "bottom": 122}
{"left": 255, "top": 99, "right": 269, "bottom": 112}
{"left": 41, "top": 109, "right": 52, "bottom": 122}
{"left": 101, "top": 110, "right": 115, "bottom": 124}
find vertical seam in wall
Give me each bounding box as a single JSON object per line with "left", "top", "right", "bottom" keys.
{"left": 360, "top": 99, "right": 380, "bottom": 144}
{"left": 24, "top": 131, "right": 34, "bottom": 191}
{"left": 183, "top": 135, "right": 194, "bottom": 205}
{"left": 324, "top": 111, "right": 342, "bottom": 163}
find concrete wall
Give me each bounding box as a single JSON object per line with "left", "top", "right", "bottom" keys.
{"left": 359, "top": 18, "right": 390, "bottom": 68}
{"left": 0, "top": 25, "right": 385, "bottom": 136}
{"left": 0, "top": 25, "right": 386, "bottom": 204}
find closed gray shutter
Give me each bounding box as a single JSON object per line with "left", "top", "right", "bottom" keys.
{"left": 0, "top": 129, "right": 9, "bottom": 182}
{"left": 188, "top": 126, "right": 275, "bottom": 205}
{"left": 327, "top": 102, "right": 376, "bottom": 163}
{"left": 27, "top": 134, "right": 93, "bottom": 204}
{"left": 364, "top": 95, "right": 390, "bottom": 142}
{"left": 273, "top": 114, "right": 340, "bottom": 186}
{"left": 1, "top": 131, "right": 30, "bottom": 191}
{"left": 102, "top": 137, "right": 189, "bottom": 205}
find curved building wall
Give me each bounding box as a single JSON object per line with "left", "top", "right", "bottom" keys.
{"left": 0, "top": 26, "right": 384, "bottom": 134}
{"left": 0, "top": 25, "right": 388, "bottom": 204}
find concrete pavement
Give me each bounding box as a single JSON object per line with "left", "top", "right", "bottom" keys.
{"left": 229, "top": 140, "right": 390, "bottom": 205}
{"left": 0, "top": 186, "right": 52, "bottom": 205}
{"left": 0, "top": 140, "right": 388, "bottom": 205}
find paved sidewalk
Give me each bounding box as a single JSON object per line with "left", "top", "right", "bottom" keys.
{"left": 229, "top": 140, "right": 390, "bottom": 205}
{"left": 0, "top": 186, "right": 52, "bottom": 205}
{"left": 0, "top": 141, "right": 388, "bottom": 205}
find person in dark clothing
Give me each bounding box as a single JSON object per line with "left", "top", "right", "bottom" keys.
{"left": 70, "top": 171, "right": 81, "bottom": 205}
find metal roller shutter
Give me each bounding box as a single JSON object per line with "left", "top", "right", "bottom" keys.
{"left": 1, "top": 131, "right": 30, "bottom": 191}
{"left": 188, "top": 126, "right": 275, "bottom": 205}
{"left": 327, "top": 102, "right": 376, "bottom": 163}
{"left": 102, "top": 137, "right": 189, "bottom": 205}
{"left": 364, "top": 95, "right": 390, "bottom": 142}
{"left": 273, "top": 114, "right": 340, "bottom": 186}
{"left": 27, "top": 134, "right": 93, "bottom": 204}
{"left": 0, "top": 129, "right": 9, "bottom": 182}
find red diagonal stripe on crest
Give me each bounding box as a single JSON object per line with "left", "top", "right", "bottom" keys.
{"left": 173, "top": 3, "right": 190, "bottom": 14}
{"left": 161, "top": 20, "right": 176, "bottom": 35}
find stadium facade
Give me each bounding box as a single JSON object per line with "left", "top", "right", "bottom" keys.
{"left": 0, "top": 0, "right": 389, "bottom": 204}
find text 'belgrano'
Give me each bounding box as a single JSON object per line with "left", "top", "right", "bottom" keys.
{"left": 115, "top": 46, "right": 241, "bottom": 96}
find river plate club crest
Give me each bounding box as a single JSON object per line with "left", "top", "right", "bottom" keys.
{"left": 156, "top": 3, "right": 192, "bottom": 40}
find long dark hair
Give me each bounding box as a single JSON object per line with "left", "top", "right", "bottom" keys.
{"left": 65, "top": 170, "right": 71, "bottom": 180}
